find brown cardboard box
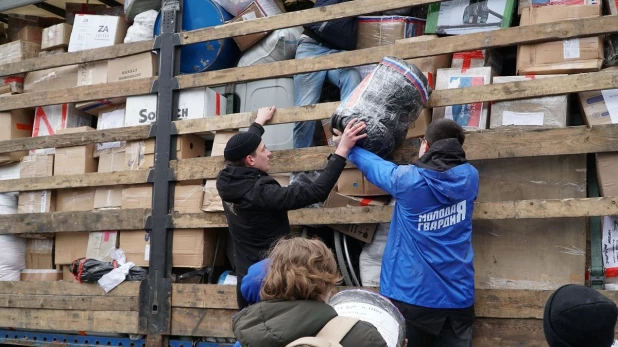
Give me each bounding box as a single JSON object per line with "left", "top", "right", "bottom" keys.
{"left": 125, "top": 135, "right": 206, "bottom": 170}
{"left": 16, "top": 26, "right": 43, "bottom": 44}
{"left": 7, "top": 15, "right": 63, "bottom": 41}
{"left": 25, "top": 239, "right": 53, "bottom": 269}
{"left": 451, "top": 49, "right": 503, "bottom": 74}
{"left": 41, "top": 24, "right": 72, "bottom": 50}
{"left": 18, "top": 155, "right": 55, "bottom": 213}
{"left": 20, "top": 269, "right": 62, "bottom": 281}
{"left": 65, "top": 3, "right": 107, "bottom": 25}
{"left": 516, "top": 6, "right": 603, "bottom": 75}
{"left": 121, "top": 184, "right": 152, "bottom": 209}
{"left": 597, "top": 152, "right": 618, "bottom": 198}
{"left": 56, "top": 188, "right": 96, "bottom": 212}
{"left": 107, "top": 52, "right": 159, "bottom": 82}
{"left": 94, "top": 151, "right": 126, "bottom": 210}
{"left": 20, "top": 154, "right": 54, "bottom": 179}
{"left": 324, "top": 191, "right": 390, "bottom": 242}
{"left": 86, "top": 231, "right": 119, "bottom": 262}
{"left": 120, "top": 229, "right": 225, "bottom": 268}
{"left": 77, "top": 61, "right": 108, "bottom": 86}
{"left": 356, "top": 16, "right": 425, "bottom": 49}
{"left": 62, "top": 265, "right": 75, "bottom": 282}
{"left": 0, "top": 74, "right": 26, "bottom": 95}
{"left": 0, "top": 109, "right": 34, "bottom": 164}
{"left": 231, "top": 3, "right": 268, "bottom": 51}
{"left": 174, "top": 184, "right": 204, "bottom": 214}
{"left": 24, "top": 65, "right": 79, "bottom": 93}
{"left": 579, "top": 91, "right": 612, "bottom": 126}
{"left": 53, "top": 127, "right": 98, "bottom": 176}
{"left": 55, "top": 232, "right": 89, "bottom": 265}
{"left": 38, "top": 47, "right": 67, "bottom": 57}
{"left": 337, "top": 169, "right": 388, "bottom": 196}
{"left": 406, "top": 109, "right": 432, "bottom": 139}
{"left": 123, "top": 184, "right": 203, "bottom": 210}
{"left": 202, "top": 131, "right": 236, "bottom": 211}
{"left": 0, "top": 41, "right": 40, "bottom": 65}
{"left": 400, "top": 36, "right": 452, "bottom": 77}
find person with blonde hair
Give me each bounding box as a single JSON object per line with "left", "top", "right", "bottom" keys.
{"left": 232, "top": 237, "right": 388, "bottom": 347}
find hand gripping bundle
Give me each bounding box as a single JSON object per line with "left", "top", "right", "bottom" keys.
{"left": 330, "top": 57, "right": 431, "bottom": 157}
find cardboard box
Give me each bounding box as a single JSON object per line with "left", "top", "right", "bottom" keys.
{"left": 231, "top": 3, "right": 269, "bottom": 51}
{"left": 202, "top": 131, "right": 236, "bottom": 212}
{"left": 42, "top": 24, "right": 72, "bottom": 50}
{"left": 0, "top": 109, "right": 34, "bottom": 164}
{"left": 579, "top": 90, "right": 613, "bottom": 126}
{"left": 25, "top": 239, "right": 53, "bottom": 269}
{"left": 125, "top": 95, "right": 158, "bottom": 127}
{"left": 174, "top": 184, "right": 204, "bottom": 214}
{"left": 406, "top": 109, "right": 432, "bottom": 139}
{"left": 0, "top": 163, "right": 20, "bottom": 181}
{"left": 324, "top": 191, "right": 390, "bottom": 242}
{"left": 425, "top": 0, "right": 516, "bottom": 35}
{"left": 107, "top": 52, "right": 159, "bottom": 82}
{"left": 38, "top": 47, "right": 67, "bottom": 57}
{"left": 121, "top": 184, "right": 151, "bottom": 209}
{"left": 178, "top": 88, "right": 227, "bottom": 120}
{"left": 16, "top": 26, "right": 43, "bottom": 44}
{"left": 31, "top": 104, "right": 92, "bottom": 155}
{"left": 608, "top": 0, "right": 618, "bottom": 14}
{"left": 516, "top": 6, "right": 603, "bottom": 75}
{"left": 0, "top": 41, "right": 40, "bottom": 65}
{"left": 0, "top": 74, "right": 26, "bottom": 94}
{"left": 451, "top": 49, "right": 503, "bottom": 74}
{"left": 62, "top": 265, "right": 75, "bottom": 282}
{"left": 94, "top": 151, "right": 126, "bottom": 210}
{"left": 86, "top": 231, "right": 119, "bottom": 262}
{"left": 402, "top": 36, "right": 452, "bottom": 77}
{"left": 65, "top": 3, "right": 107, "bottom": 25}
{"left": 76, "top": 62, "right": 125, "bottom": 115}
{"left": 20, "top": 154, "right": 53, "bottom": 179}
{"left": 7, "top": 15, "right": 63, "bottom": 41}
{"left": 356, "top": 16, "right": 425, "bottom": 49}
{"left": 597, "top": 152, "right": 618, "bottom": 198}
{"left": 125, "top": 135, "right": 206, "bottom": 170}
{"left": 56, "top": 188, "right": 96, "bottom": 212}
{"left": 24, "top": 65, "right": 79, "bottom": 93}
{"left": 20, "top": 269, "right": 62, "bottom": 281}
{"left": 18, "top": 190, "right": 55, "bottom": 213}
{"left": 518, "top": 0, "right": 599, "bottom": 14}
{"left": 96, "top": 107, "right": 125, "bottom": 152}
{"left": 433, "top": 67, "right": 492, "bottom": 131}
{"left": 53, "top": 126, "right": 98, "bottom": 176}
{"left": 55, "top": 232, "right": 89, "bottom": 265}
{"left": 68, "top": 15, "right": 129, "bottom": 52}
{"left": 337, "top": 169, "right": 388, "bottom": 196}
{"left": 120, "top": 229, "right": 224, "bottom": 268}
{"left": 490, "top": 75, "right": 568, "bottom": 128}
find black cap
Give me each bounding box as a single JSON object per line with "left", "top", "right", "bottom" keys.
{"left": 223, "top": 131, "right": 262, "bottom": 162}
{"left": 544, "top": 284, "right": 618, "bottom": 347}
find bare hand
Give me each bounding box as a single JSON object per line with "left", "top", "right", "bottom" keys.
{"left": 255, "top": 106, "right": 276, "bottom": 125}
{"left": 334, "top": 118, "right": 367, "bottom": 158}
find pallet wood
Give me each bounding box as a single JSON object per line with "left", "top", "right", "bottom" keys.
{"left": 0, "top": 281, "right": 139, "bottom": 296}
{"left": 177, "top": 16, "right": 618, "bottom": 89}
{"left": 0, "top": 170, "right": 149, "bottom": 193}
{"left": 0, "top": 308, "right": 143, "bottom": 334}
{"left": 0, "top": 40, "right": 154, "bottom": 77}
{"left": 0, "top": 294, "right": 139, "bottom": 311}
{"left": 171, "top": 307, "right": 235, "bottom": 337}
{"left": 472, "top": 319, "right": 546, "bottom": 347}
{"left": 0, "top": 208, "right": 149, "bottom": 234}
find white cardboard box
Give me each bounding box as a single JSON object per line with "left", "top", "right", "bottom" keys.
{"left": 68, "top": 15, "right": 129, "bottom": 52}
{"left": 31, "top": 104, "right": 92, "bottom": 155}
{"left": 125, "top": 95, "right": 158, "bottom": 126}
{"left": 178, "top": 87, "right": 227, "bottom": 120}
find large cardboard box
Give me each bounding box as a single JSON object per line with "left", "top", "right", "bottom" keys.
{"left": 56, "top": 188, "right": 96, "bottom": 212}
{"left": 433, "top": 67, "right": 493, "bottom": 131}
{"left": 20, "top": 269, "right": 62, "bottom": 281}
{"left": 18, "top": 155, "right": 55, "bottom": 214}
{"left": 337, "top": 169, "right": 388, "bottom": 196}
{"left": 597, "top": 152, "right": 618, "bottom": 198}
{"left": 16, "top": 26, "right": 43, "bottom": 44}
{"left": 516, "top": 6, "right": 603, "bottom": 75}
{"left": 518, "top": 0, "right": 598, "bottom": 14}
{"left": 76, "top": 61, "right": 126, "bottom": 115}
{"left": 230, "top": 3, "right": 269, "bottom": 51}
{"left": 7, "top": 15, "right": 63, "bottom": 41}
{"left": 406, "top": 109, "right": 432, "bottom": 139}
{"left": 174, "top": 184, "right": 204, "bottom": 214}
{"left": 398, "top": 36, "right": 452, "bottom": 77}
{"left": 94, "top": 151, "right": 125, "bottom": 210}
{"left": 41, "top": 24, "right": 72, "bottom": 50}
{"left": 178, "top": 88, "right": 227, "bottom": 120}
{"left": 324, "top": 191, "right": 390, "bottom": 242}
{"left": 96, "top": 107, "right": 126, "bottom": 154}
{"left": 53, "top": 126, "right": 98, "bottom": 176}
{"left": 125, "top": 95, "right": 158, "bottom": 127}
{"left": 0, "top": 109, "right": 34, "bottom": 164}
{"left": 31, "top": 104, "right": 92, "bottom": 155}
{"left": 356, "top": 16, "right": 425, "bottom": 49}
{"left": 451, "top": 49, "right": 503, "bottom": 74}
{"left": 24, "top": 65, "right": 79, "bottom": 93}
{"left": 68, "top": 15, "right": 129, "bottom": 52}
{"left": 25, "top": 239, "right": 53, "bottom": 269}
{"left": 425, "top": 0, "right": 516, "bottom": 35}
{"left": 202, "top": 131, "right": 236, "bottom": 212}
{"left": 490, "top": 75, "right": 568, "bottom": 128}
{"left": 121, "top": 184, "right": 151, "bottom": 209}
{"left": 107, "top": 52, "right": 159, "bottom": 82}
{"left": 55, "top": 232, "right": 89, "bottom": 265}
{"left": 124, "top": 135, "right": 206, "bottom": 170}
{"left": 86, "top": 231, "right": 119, "bottom": 262}
{"left": 120, "top": 229, "right": 224, "bottom": 268}
{"left": 62, "top": 265, "right": 75, "bottom": 282}
{"left": 0, "top": 41, "right": 40, "bottom": 65}
{"left": 65, "top": 3, "right": 107, "bottom": 25}
{"left": 578, "top": 69, "right": 618, "bottom": 126}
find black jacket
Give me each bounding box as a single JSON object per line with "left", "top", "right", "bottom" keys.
{"left": 216, "top": 123, "right": 347, "bottom": 276}
{"left": 304, "top": 0, "right": 357, "bottom": 51}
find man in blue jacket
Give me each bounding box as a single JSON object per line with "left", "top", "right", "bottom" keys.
{"left": 335, "top": 118, "right": 479, "bottom": 346}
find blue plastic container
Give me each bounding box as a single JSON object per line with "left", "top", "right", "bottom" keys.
{"left": 154, "top": 0, "right": 241, "bottom": 74}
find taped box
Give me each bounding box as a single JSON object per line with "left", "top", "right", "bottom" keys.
{"left": 68, "top": 15, "right": 128, "bottom": 52}
{"left": 107, "top": 52, "right": 159, "bottom": 82}
{"left": 0, "top": 109, "right": 34, "bottom": 164}
{"left": 175, "top": 184, "right": 204, "bottom": 214}
{"left": 0, "top": 41, "right": 40, "bottom": 65}
{"left": 433, "top": 67, "right": 492, "bottom": 131}
{"left": 31, "top": 104, "right": 92, "bottom": 155}
{"left": 596, "top": 152, "right": 618, "bottom": 198}
{"left": 94, "top": 150, "right": 125, "bottom": 210}
{"left": 86, "top": 231, "right": 118, "bottom": 262}
{"left": 424, "top": 0, "right": 516, "bottom": 35}
{"left": 178, "top": 88, "right": 227, "bottom": 120}
{"left": 124, "top": 135, "right": 205, "bottom": 171}
{"left": 15, "top": 26, "right": 42, "bottom": 44}
{"left": 230, "top": 2, "right": 271, "bottom": 51}
{"left": 54, "top": 126, "right": 98, "bottom": 176}
{"left": 95, "top": 106, "right": 126, "bottom": 156}
{"left": 41, "top": 24, "right": 72, "bottom": 51}
{"left": 20, "top": 269, "right": 62, "bottom": 281}
{"left": 76, "top": 62, "right": 126, "bottom": 115}
{"left": 490, "top": 75, "right": 568, "bottom": 129}
{"left": 18, "top": 155, "right": 55, "bottom": 214}
{"left": 451, "top": 49, "right": 503, "bottom": 75}
{"left": 25, "top": 239, "right": 53, "bottom": 269}
{"left": 0, "top": 75, "right": 26, "bottom": 95}
{"left": 125, "top": 95, "right": 158, "bottom": 127}
{"left": 356, "top": 16, "right": 425, "bottom": 49}
{"left": 55, "top": 232, "right": 89, "bottom": 265}
{"left": 24, "top": 65, "right": 79, "bottom": 93}
{"left": 337, "top": 168, "right": 388, "bottom": 196}
{"left": 518, "top": 0, "right": 598, "bottom": 15}
{"left": 123, "top": 183, "right": 204, "bottom": 210}
{"left": 516, "top": 5, "right": 603, "bottom": 75}
{"left": 56, "top": 188, "right": 96, "bottom": 212}
{"left": 324, "top": 190, "right": 390, "bottom": 243}
{"left": 578, "top": 68, "right": 618, "bottom": 126}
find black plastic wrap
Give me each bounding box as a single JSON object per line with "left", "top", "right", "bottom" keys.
{"left": 330, "top": 57, "right": 431, "bottom": 157}
{"left": 70, "top": 258, "right": 147, "bottom": 283}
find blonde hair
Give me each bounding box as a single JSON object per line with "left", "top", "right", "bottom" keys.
{"left": 260, "top": 237, "right": 342, "bottom": 302}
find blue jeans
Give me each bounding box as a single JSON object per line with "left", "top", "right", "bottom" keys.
{"left": 293, "top": 37, "right": 362, "bottom": 149}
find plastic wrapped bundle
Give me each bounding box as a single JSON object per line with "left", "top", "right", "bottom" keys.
{"left": 69, "top": 258, "right": 147, "bottom": 283}
{"left": 0, "top": 235, "right": 26, "bottom": 281}
{"left": 330, "top": 57, "right": 431, "bottom": 158}
{"left": 124, "top": 10, "right": 158, "bottom": 43}
{"left": 329, "top": 289, "right": 406, "bottom": 347}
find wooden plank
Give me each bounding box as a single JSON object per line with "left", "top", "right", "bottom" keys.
{"left": 0, "top": 281, "right": 139, "bottom": 296}
{"left": 177, "top": 15, "right": 618, "bottom": 89}
{"left": 171, "top": 307, "right": 235, "bottom": 337}
{"left": 0, "top": 208, "right": 150, "bottom": 234}
{"left": 0, "top": 126, "right": 150, "bottom": 154}
{"left": 0, "top": 170, "right": 150, "bottom": 193}
{"left": 0, "top": 78, "right": 155, "bottom": 112}
{"left": 172, "top": 284, "right": 237, "bottom": 309}
{"left": 472, "top": 319, "right": 546, "bottom": 347}
{"left": 0, "top": 294, "right": 139, "bottom": 311}
{"left": 0, "top": 40, "right": 154, "bottom": 77}
{"left": 181, "top": 0, "right": 439, "bottom": 45}
{"left": 0, "top": 308, "right": 143, "bottom": 334}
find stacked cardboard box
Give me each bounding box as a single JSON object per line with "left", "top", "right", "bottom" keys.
{"left": 30, "top": 104, "right": 92, "bottom": 155}
{"left": 202, "top": 131, "right": 236, "bottom": 212}
{"left": 324, "top": 190, "right": 390, "bottom": 243}
{"left": 0, "top": 109, "right": 34, "bottom": 164}
{"left": 18, "top": 155, "right": 55, "bottom": 214}
{"left": 41, "top": 24, "right": 72, "bottom": 51}
{"left": 230, "top": 1, "right": 282, "bottom": 51}
{"left": 68, "top": 15, "right": 128, "bottom": 52}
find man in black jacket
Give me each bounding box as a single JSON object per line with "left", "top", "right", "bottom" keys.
{"left": 216, "top": 106, "right": 366, "bottom": 309}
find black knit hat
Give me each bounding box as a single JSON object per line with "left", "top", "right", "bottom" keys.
{"left": 223, "top": 131, "right": 262, "bottom": 162}
{"left": 544, "top": 284, "right": 618, "bottom": 347}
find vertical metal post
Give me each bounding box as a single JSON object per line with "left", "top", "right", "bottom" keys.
{"left": 140, "top": 1, "right": 181, "bottom": 346}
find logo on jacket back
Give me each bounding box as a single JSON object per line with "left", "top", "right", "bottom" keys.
{"left": 418, "top": 201, "right": 466, "bottom": 231}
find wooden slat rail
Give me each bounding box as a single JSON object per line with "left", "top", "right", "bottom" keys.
{"left": 0, "top": 170, "right": 150, "bottom": 193}
{"left": 177, "top": 15, "right": 618, "bottom": 89}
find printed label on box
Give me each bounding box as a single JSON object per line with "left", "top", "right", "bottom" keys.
{"left": 563, "top": 38, "right": 580, "bottom": 60}
{"left": 502, "top": 111, "right": 544, "bottom": 126}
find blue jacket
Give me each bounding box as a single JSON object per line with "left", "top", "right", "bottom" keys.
{"left": 240, "top": 259, "right": 270, "bottom": 305}
{"left": 347, "top": 138, "right": 478, "bottom": 309}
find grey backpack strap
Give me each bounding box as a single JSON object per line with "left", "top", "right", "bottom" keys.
{"left": 285, "top": 316, "right": 359, "bottom": 347}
